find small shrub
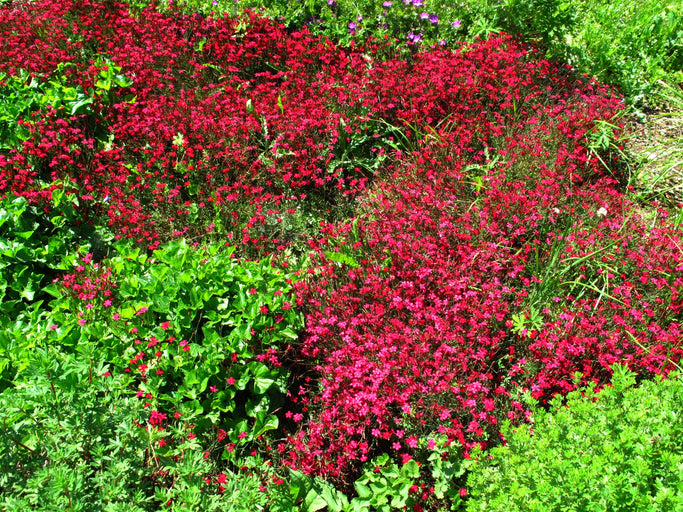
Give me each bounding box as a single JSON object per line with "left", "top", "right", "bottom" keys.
{"left": 466, "top": 364, "right": 683, "bottom": 511}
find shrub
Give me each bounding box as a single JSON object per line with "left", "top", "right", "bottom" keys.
{"left": 466, "top": 364, "right": 683, "bottom": 511}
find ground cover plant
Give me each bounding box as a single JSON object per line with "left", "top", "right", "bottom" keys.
{"left": 172, "top": 0, "right": 682, "bottom": 110}
{"left": 466, "top": 365, "right": 683, "bottom": 511}
{"left": 1, "top": 0, "right": 682, "bottom": 510}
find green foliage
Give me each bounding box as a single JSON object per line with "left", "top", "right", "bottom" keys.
{"left": 0, "top": 231, "right": 306, "bottom": 510}
{"left": 350, "top": 454, "right": 421, "bottom": 512}
{"left": 48, "top": 238, "right": 303, "bottom": 444}
{"left": 469, "top": 0, "right": 578, "bottom": 62}
{"left": 0, "top": 338, "right": 281, "bottom": 511}
{"left": 0, "top": 342, "right": 151, "bottom": 510}
{"left": 336, "top": 439, "right": 466, "bottom": 512}
{"left": 466, "top": 365, "right": 683, "bottom": 511}
{"left": 0, "top": 59, "right": 134, "bottom": 154}
{"left": 0, "top": 69, "right": 87, "bottom": 150}
{"left": 327, "top": 117, "right": 408, "bottom": 184}
{"left": 266, "top": 469, "right": 349, "bottom": 512}
{"left": 0, "top": 190, "right": 109, "bottom": 325}
{"left": 566, "top": 1, "right": 683, "bottom": 108}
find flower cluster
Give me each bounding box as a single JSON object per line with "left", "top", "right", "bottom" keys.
{"left": 0, "top": 1, "right": 397, "bottom": 253}
{"left": 286, "top": 38, "right": 683, "bottom": 483}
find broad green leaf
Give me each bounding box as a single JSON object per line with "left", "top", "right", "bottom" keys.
{"left": 355, "top": 483, "right": 372, "bottom": 499}
{"left": 401, "top": 459, "right": 420, "bottom": 479}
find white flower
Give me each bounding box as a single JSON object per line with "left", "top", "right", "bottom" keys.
{"left": 596, "top": 207, "right": 608, "bottom": 218}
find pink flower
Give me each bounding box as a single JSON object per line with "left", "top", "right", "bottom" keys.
{"left": 149, "top": 410, "right": 167, "bottom": 426}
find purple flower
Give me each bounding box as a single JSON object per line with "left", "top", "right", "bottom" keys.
{"left": 328, "top": 0, "right": 336, "bottom": 5}
{"left": 407, "top": 32, "right": 422, "bottom": 43}
{"left": 348, "top": 21, "right": 356, "bottom": 31}
{"left": 429, "top": 13, "right": 438, "bottom": 24}
{"left": 452, "top": 19, "right": 461, "bottom": 29}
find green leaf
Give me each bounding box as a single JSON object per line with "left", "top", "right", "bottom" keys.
{"left": 401, "top": 459, "right": 420, "bottom": 479}
{"left": 320, "top": 484, "right": 349, "bottom": 512}
{"left": 324, "top": 250, "right": 360, "bottom": 268}
{"left": 255, "top": 414, "right": 278, "bottom": 436}
{"left": 279, "top": 327, "right": 299, "bottom": 340}
{"left": 152, "top": 294, "right": 171, "bottom": 314}
{"left": 302, "top": 489, "right": 328, "bottom": 512}
{"left": 13, "top": 230, "right": 34, "bottom": 240}
{"left": 355, "top": 483, "right": 372, "bottom": 499}
{"left": 249, "top": 362, "right": 275, "bottom": 394}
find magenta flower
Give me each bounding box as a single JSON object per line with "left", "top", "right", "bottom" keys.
{"left": 452, "top": 19, "right": 462, "bottom": 29}
{"left": 348, "top": 21, "right": 356, "bottom": 32}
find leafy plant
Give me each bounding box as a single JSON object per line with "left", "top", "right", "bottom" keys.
{"left": 48, "top": 238, "right": 304, "bottom": 446}
{"left": 466, "top": 365, "right": 683, "bottom": 511}
{"left": 0, "top": 338, "right": 284, "bottom": 511}
{"left": 0, "top": 342, "right": 153, "bottom": 511}
{"left": 0, "top": 189, "right": 109, "bottom": 324}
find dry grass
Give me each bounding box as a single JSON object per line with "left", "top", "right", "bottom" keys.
{"left": 627, "top": 82, "right": 683, "bottom": 209}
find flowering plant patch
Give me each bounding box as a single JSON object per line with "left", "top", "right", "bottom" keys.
{"left": 1, "top": 1, "right": 682, "bottom": 509}
{"left": 284, "top": 36, "right": 683, "bottom": 499}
